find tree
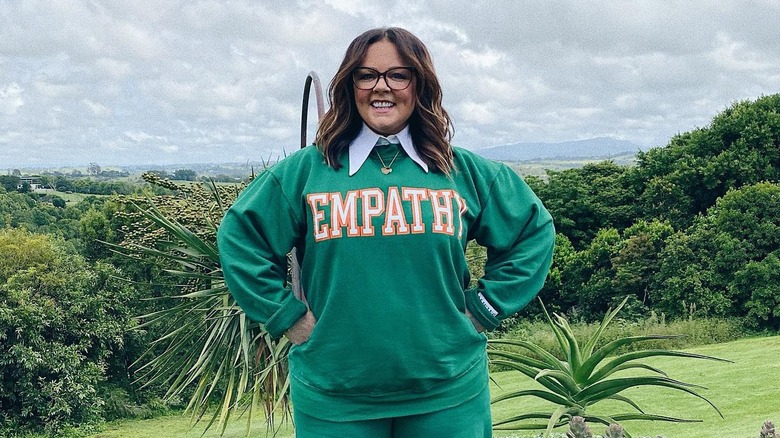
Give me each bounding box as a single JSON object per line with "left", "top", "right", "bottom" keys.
{"left": 633, "top": 94, "right": 780, "bottom": 229}
{"left": 0, "top": 229, "right": 133, "bottom": 434}
{"left": 734, "top": 252, "right": 780, "bottom": 330}
{"left": 172, "top": 168, "right": 197, "bottom": 181}
{"left": 531, "top": 161, "right": 637, "bottom": 249}
{"left": 610, "top": 220, "right": 675, "bottom": 309}
{"left": 79, "top": 208, "right": 115, "bottom": 260}
{"left": 0, "top": 175, "right": 20, "bottom": 192}
{"left": 88, "top": 162, "right": 101, "bottom": 176}
{"left": 652, "top": 182, "right": 780, "bottom": 321}
{"left": 51, "top": 195, "right": 66, "bottom": 208}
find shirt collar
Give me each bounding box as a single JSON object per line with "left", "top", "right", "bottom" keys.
{"left": 348, "top": 124, "right": 429, "bottom": 176}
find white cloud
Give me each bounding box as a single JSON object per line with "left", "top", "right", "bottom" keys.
{"left": 83, "top": 99, "right": 112, "bottom": 117}
{"left": 459, "top": 48, "right": 504, "bottom": 69}
{"left": 712, "top": 32, "right": 775, "bottom": 72}
{"left": 0, "top": 83, "right": 24, "bottom": 115}
{"left": 1, "top": 0, "right": 780, "bottom": 167}
{"left": 124, "top": 131, "right": 166, "bottom": 143}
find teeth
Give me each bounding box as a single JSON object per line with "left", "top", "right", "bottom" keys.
{"left": 372, "top": 101, "right": 394, "bottom": 108}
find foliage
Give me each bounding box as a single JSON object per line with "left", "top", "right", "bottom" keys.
{"left": 112, "top": 173, "right": 292, "bottom": 436}
{"left": 735, "top": 252, "right": 780, "bottom": 330}
{"left": 547, "top": 220, "right": 673, "bottom": 321}
{"left": 488, "top": 297, "right": 729, "bottom": 438}
{"left": 171, "top": 169, "right": 197, "bottom": 181}
{"left": 651, "top": 182, "right": 780, "bottom": 325}
{"left": 0, "top": 229, "right": 134, "bottom": 435}
{"left": 632, "top": 94, "right": 780, "bottom": 229}
{"left": 0, "top": 175, "right": 21, "bottom": 192}
{"left": 0, "top": 191, "right": 86, "bottom": 240}
{"left": 45, "top": 176, "right": 135, "bottom": 196}
{"left": 528, "top": 162, "right": 638, "bottom": 249}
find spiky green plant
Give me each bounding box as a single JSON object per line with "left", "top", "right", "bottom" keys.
{"left": 111, "top": 173, "right": 292, "bottom": 437}
{"left": 488, "top": 296, "right": 731, "bottom": 438}
{"left": 566, "top": 416, "right": 592, "bottom": 438}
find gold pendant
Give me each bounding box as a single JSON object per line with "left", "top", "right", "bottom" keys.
{"left": 381, "top": 167, "right": 392, "bottom": 175}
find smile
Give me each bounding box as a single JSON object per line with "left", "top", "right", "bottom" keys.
{"left": 372, "top": 101, "right": 394, "bottom": 108}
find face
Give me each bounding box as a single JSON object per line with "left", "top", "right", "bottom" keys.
{"left": 354, "top": 40, "right": 416, "bottom": 136}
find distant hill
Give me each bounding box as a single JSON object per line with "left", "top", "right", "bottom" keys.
{"left": 473, "top": 137, "right": 646, "bottom": 162}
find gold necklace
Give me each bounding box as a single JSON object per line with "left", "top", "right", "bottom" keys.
{"left": 375, "top": 148, "right": 401, "bottom": 174}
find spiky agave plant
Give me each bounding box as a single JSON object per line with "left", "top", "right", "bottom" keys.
{"left": 111, "top": 173, "right": 293, "bottom": 437}
{"left": 487, "top": 296, "right": 731, "bottom": 438}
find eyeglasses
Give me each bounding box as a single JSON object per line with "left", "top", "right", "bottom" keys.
{"left": 352, "top": 67, "right": 416, "bottom": 90}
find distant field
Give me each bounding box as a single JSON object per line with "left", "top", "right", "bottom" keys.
{"left": 90, "top": 335, "right": 779, "bottom": 438}
{"left": 508, "top": 154, "right": 637, "bottom": 179}
{"left": 34, "top": 188, "right": 99, "bottom": 204}
{"left": 34, "top": 189, "right": 100, "bottom": 204}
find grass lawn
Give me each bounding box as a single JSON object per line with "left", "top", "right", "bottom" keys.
{"left": 34, "top": 188, "right": 98, "bottom": 203}
{"left": 91, "top": 335, "right": 779, "bottom": 438}
{"left": 91, "top": 414, "right": 295, "bottom": 438}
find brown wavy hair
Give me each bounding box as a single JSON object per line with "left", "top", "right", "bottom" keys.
{"left": 315, "top": 27, "right": 454, "bottom": 174}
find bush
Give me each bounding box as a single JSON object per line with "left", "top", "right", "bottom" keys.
{"left": 0, "top": 229, "right": 132, "bottom": 435}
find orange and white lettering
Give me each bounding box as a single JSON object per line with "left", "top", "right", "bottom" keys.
{"left": 330, "top": 191, "right": 360, "bottom": 238}
{"left": 306, "top": 193, "right": 330, "bottom": 241}
{"left": 402, "top": 187, "right": 428, "bottom": 233}
{"left": 359, "top": 188, "right": 384, "bottom": 236}
{"left": 454, "top": 193, "right": 468, "bottom": 239}
{"left": 429, "top": 189, "right": 455, "bottom": 235}
{"left": 383, "top": 186, "right": 410, "bottom": 235}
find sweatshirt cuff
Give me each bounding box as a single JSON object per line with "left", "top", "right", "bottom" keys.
{"left": 264, "top": 296, "right": 308, "bottom": 339}
{"left": 464, "top": 289, "right": 500, "bottom": 332}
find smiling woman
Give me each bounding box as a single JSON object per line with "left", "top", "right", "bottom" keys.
{"left": 216, "top": 27, "right": 556, "bottom": 438}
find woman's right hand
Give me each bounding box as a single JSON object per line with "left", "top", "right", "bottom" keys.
{"left": 284, "top": 310, "right": 316, "bottom": 345}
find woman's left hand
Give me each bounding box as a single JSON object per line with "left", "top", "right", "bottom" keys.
{"left": 284, "top": 310, "right": 317, "bottom": 345}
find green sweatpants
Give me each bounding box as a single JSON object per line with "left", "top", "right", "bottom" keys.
{"left": 292, "top": 384, "right": 492, "bottom": 437}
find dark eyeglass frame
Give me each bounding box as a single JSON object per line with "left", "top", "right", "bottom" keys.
{"left": 352, "top": 66, "right": 416, "bottom": 91}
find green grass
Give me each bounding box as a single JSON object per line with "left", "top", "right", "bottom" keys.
{"left": 33, "top": 188, "right": 100, "bottom": 204}
{"left": 91, "top": 414, "right": 295, "bottom": 438}
{"left": 90, "top": 336, "right": 778, "bottom": 438}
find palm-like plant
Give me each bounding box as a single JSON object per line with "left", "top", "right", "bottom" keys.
{"left": 112, "top": 174, "right": 291, "bottom": 436}
{"left": 488, "top": 296, "right": 731, "bottom": 438}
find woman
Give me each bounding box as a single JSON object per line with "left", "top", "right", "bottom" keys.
{"left": 217, "top": 27, "right": 555, "bottom": 437}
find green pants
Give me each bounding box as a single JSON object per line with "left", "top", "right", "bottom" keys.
{"left": 292, "top": 384, "right": 492, "bottom": 437}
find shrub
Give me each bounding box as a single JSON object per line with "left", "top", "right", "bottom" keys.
{"left": 0, "top": 229, "right": 131, "bottom": 435}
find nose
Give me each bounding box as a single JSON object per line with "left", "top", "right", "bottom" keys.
{"left": 373, "top": 73, "right": 391, "bottom": 91}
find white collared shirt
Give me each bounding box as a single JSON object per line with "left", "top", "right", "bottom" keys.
{"left": 348, "top": 124, "right": 430, "bottom": 176}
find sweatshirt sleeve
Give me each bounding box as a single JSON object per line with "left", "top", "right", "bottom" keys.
{"left": 464, "top": 164, "right": 555, "bottom": 331}
{"left": 216, "top": 171, "right": 308, "bottom": 339}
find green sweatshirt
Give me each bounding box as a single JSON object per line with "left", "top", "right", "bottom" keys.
{"left": 217, "top": 144, "right": 555, "bottom": 421}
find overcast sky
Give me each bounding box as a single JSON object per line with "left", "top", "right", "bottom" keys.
{"left": 2, "top": 0, "right": 779, "bottom": 169}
